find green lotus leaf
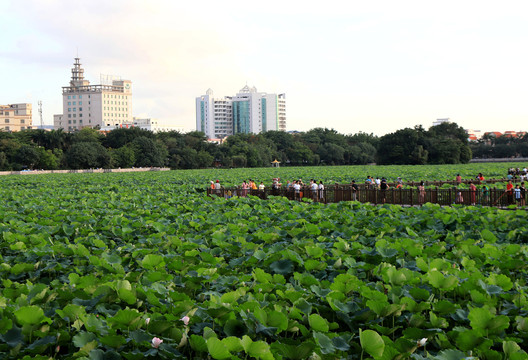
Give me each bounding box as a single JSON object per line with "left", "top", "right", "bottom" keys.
{"left": 309, "top": 314, "right": 329, "bottom": 333}
{"left": 206, "top": 337, "right": 232, "bottom": 360}
{"left": 14, "top": 305, "right": 46, "bottom": 326}
{"left": 269, "top": 259, "right": 294, "bottom": 275}
{"left": 359, "top": 329, "right": 384, "bottom": 359}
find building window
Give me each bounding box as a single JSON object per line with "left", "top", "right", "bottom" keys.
{"left": 68, "top": 102, "right": 71, "bottom": 106}
{"left": 5, "top": 119, "right": 9, "bottom": 123}
{"left": 73, "top": 95, "right": 76, "bottom": 99}
{"left": 21, "top": 119, "right": 24, "bottom": 124}
{"left": 68, "top": 120, "right": 71, "bottom": 124}
{"left": 79, "top": 101, "right": 82, "bottom": 105}
{"left": 73, "top": 114, "right": 76, "bottom": 118}
{"left": 79, "top": 113, "right": 82, "bottom": 117}
{"left": 79, "top": 95, "right": 82, "bottom": 99}
{"left": 5, "top": 126, "right": 9, "bottom": 130}
{"left": 79, "top": 108, "right": 82, "bottom": 111}
{"left": 73, "top": 101, "right": 76, "bottom": 105}
{"left": 68, "top": 114, "right": 71, "bottom": 118}
{"left": 68, "top": 108, "right": 71, "bottom": 112}
{"left": 68, "top": 95, "right": 71, "bottom": 99}
{"left": 73, "top": 108, "right": 76, "bottom": 111}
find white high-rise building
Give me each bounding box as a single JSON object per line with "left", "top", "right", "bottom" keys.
{"left": 196, "top": 85, "right": 286, "bottom": 139}
{"left": 54, "top": 58, "right": 132, "bottom": 131}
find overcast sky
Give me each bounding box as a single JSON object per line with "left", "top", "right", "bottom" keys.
{"left": 1, "top": 0, "right": 527, "bottom": 136}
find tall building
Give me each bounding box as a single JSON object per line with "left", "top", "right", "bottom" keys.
{"left": 54, "top": 58, "right": 132, "bottom": 131}
{"left": 196, "top": 85, "right": 286, "bottom": 139}
{"left": 433, "top": 118, "right": 450, "bottom": 126}
{"left": 0, "top": 103, "right": 33, "bottom": 132}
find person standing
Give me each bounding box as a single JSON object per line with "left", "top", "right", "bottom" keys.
{"left": 351, "top": 180, "right": 359, "bottom": 201}
{"left": 293, "top": 181, "right": 301, "bottom": 201}
{"left": 514, "top": 185, "right": 522, "bottom": 206}
{"left": 506, "top": 180, "right": 514, "bottom": 204}
{"left": 318, "top": 181, "right": 325, "bottom": 203}
{"left": 481, "top": 185, "right": 490, "bottom": 206}
{"left": 520, "top": 182, "right": 526, "bottom": 207}
{"left": 469, "top": 181, "right": 477, "bottom": 205}
{"left": 456, "top": 174, "right": 462, "bottom": 184}
{"left": 380, "top": 178, "right": 389, "bottom": 204}
{"left": 418, "top": 181, "right": 426, "bottom": 204}
{"left": 214, "top": 180, "right": 221, "bottom": 195}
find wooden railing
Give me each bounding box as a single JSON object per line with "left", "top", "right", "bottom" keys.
{"left": 207, "top": 185, "right": 526, "bottom": 208}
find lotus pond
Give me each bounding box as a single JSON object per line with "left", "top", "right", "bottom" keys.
{"left": 1, "top": 164, "right": 528, "bottom": 359}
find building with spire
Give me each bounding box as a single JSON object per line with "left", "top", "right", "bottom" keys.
{"left": 54, "top": 58, "right": 132, "bottom": 131}
{"left": 196, "top": 85, "right": 286, "bottom": 139}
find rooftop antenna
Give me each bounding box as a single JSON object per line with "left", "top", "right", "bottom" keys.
{"left": 38, "top": 100, "right": 43, "bottom": 128}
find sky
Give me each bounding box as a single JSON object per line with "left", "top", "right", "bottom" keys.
{"left": 1, "top": 0, "right": 527, "bottom": 136}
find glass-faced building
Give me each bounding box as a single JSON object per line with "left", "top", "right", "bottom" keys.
{"left": 196, "top": 85, "right": 286, "bottom": 139}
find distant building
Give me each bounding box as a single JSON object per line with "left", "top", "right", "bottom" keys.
{"left": 433, "top": 118, "right": 450, "bottom": 126}
{"left": 483, "top": 131, "right": 503, "bottom": 138}
{"left": 503, "top": 131, "right": 518, "bottom": 138}
{"left": 196, "top": 85, "right": 286, "bottom": 139}
{"left": 100, "top": 117, "right": 185, "bottom": 133}
{"left": 0, "top": 103, "right": 32, "bottom": 131}
{"left": 466, "top": 129, "right": 482, "bottom": 141}
{"left": 54, "top": 58, "right": 132, "bottom": 131}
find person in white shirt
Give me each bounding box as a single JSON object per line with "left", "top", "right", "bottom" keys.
{"left": 293, "top": 181, "right": 301, "bottom": 200}
{"left": 259, "top": 182, "right": 265, "bottom": 191}
{"left": 310, "top": 180, "right": 318, "bottom": 200}
{"left": 318, "top": 181, "right": 325, "bottom": 202}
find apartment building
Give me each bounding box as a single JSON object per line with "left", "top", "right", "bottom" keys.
{"left": 0, "top": 103, "right": 32, "bottom": 132}
{"left": 196, "top": 85, "right": 286, "bottom": 139}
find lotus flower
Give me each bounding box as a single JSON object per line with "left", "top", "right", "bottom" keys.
{"left": 151, "top": 337, "right": 163, "bottom": 348}
{"left": 181, "top": 315, "right": 190, "bottom": 325}
{"left": 418, "top": 338, "right": 427, "bottom": 347}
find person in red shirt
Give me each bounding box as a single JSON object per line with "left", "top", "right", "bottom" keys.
{"left": 469, "top": 181, "right": 477, "bottom": 205}
{"left": 506, "top": 180, "right": 514, "bottom": 204}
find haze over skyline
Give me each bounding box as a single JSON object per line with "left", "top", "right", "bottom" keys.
{"left": 1, "top": 0, "right": 527, "bottom": 136}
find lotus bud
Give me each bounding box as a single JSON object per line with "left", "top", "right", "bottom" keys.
{"left": 418, "top": 338, "right": 427, "bottom": 347}
{"left": 146, "top": 318, "right": 150, "bottom": 325}
{"left": 152, "top": 337, "right": 163, "bottom": 348}
{"left": 181, "top": 316, "right": 190, "bottom": 325}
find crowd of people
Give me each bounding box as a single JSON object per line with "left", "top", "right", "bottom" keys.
{"left": 208, "top": 168, "right": 528, "bottom": 206}
{"left": 507, "top": 167, "right": 528, "bottom": 181}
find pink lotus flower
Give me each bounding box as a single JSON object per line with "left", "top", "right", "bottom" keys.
{"left": 151, "top": 337, "right": 163, "bottom": 348}
{"left": 181, "top": 316, "right": 190, "bottom": 325}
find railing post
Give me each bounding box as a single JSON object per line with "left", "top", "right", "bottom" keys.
{"left": 410, "top": 188, "right": 413, "bottom": 206}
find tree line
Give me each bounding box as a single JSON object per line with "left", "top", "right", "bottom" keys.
{"left": 0, "top": 122, "right": 481, "bottom": 171}
{"left": 470, "top": 133, "right": 528, "bottom": 159}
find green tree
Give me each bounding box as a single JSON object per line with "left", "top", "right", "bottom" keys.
{"left": 132, "top": 137, "right": 168, "bottom": 167}
{"left": 110, "top": 146, "right": 136, "bottom": 168}
{"left": 65, "top": 142, "right": 111, "bottom": 169}
{"left": 103, "top": 127, "right": 155, "bottom": 148}
{"left": 14, "top": 144, "right": 39, "bottom": 170}
{"left": 35, "top": 147, "right": 59, "bottom": 169}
